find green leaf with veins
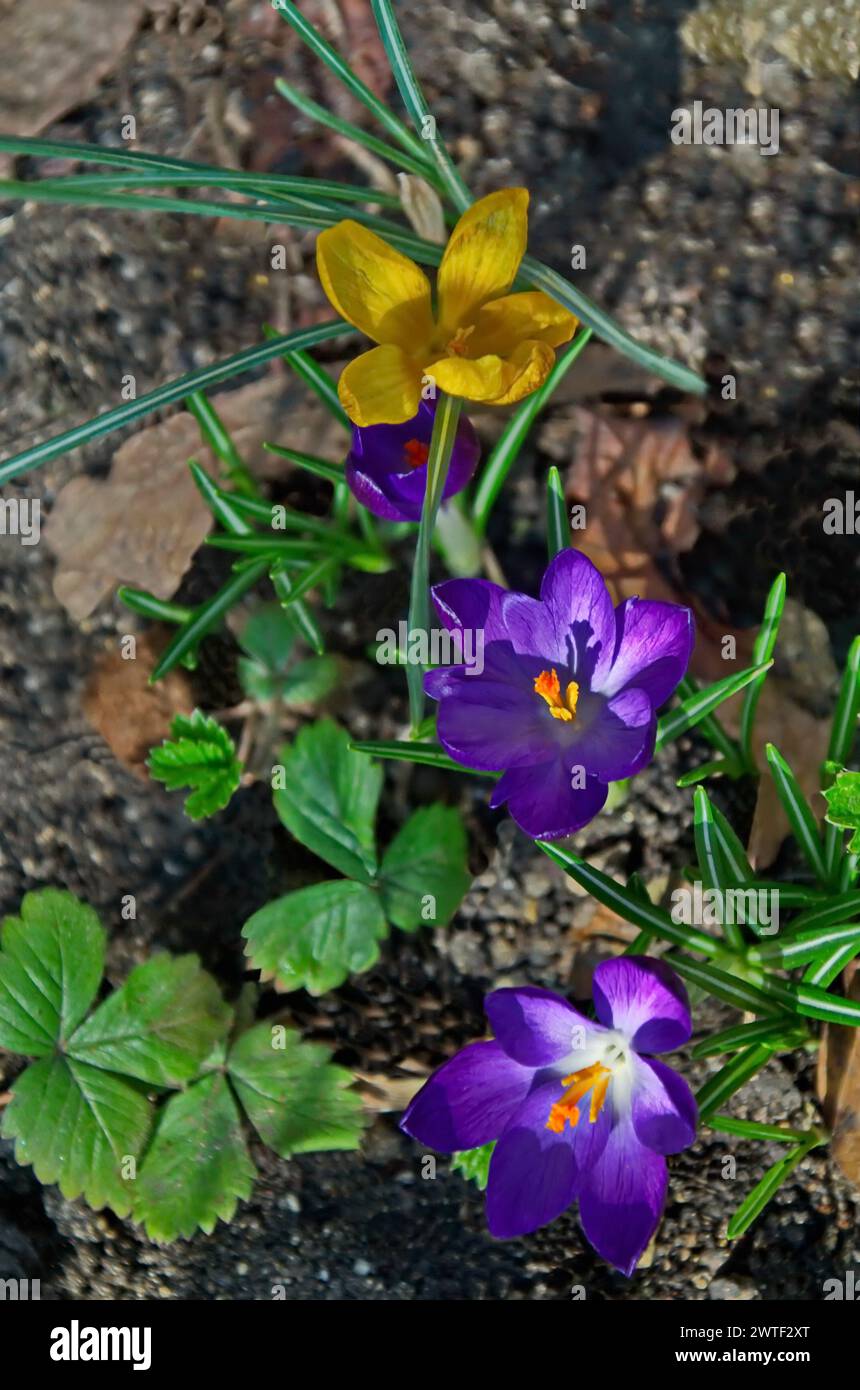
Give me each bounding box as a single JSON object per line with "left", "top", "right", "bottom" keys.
{"left": 3, "top": 1055, "right": 152, "bottom": 1216}
{"left": 823, "top": 768, "right": 860, "bottom": 854}
{"left": 273, "top": 719, "right": 382, "bottom": 881}
{"left": 132, "top": 1071, "right": 256, "bottom": 1243}
{"left": 227, "top": 1021, "right": 366, "bottom": 1156}
{"left": 69, "top": 953, "right": 232, "bottom": 1087}
{"left": 148, "top": 709, "right": 242, "bottom": 819}
{"left": 451, "top": 1142, "right": 496, "bottom": 1191}
{"left": 242, "top": 879, "right": 387, "bottom": 996}
{"left": 0, "top": 889, "right": 105, "bottom": 1053}
{"left": 379, "top": 804, "right": 471, "bottom": 931}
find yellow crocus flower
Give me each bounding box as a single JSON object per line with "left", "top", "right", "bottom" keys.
{"left": 316, "top": 188, "right": 578, "bottom": 427}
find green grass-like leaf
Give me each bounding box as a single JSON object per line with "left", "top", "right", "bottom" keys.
{"left": 148, "top": 710, "right": 243, "bottom": 819}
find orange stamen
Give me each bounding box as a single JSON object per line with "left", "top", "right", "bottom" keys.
{"left": 534, "top": 668, "right": 579, "bottom": 723}
{"left": 403, "top": 438, "right": 430, "bottom": 470}
{"left": 546, "top": 1062, "right": 611, "bottom": 1133}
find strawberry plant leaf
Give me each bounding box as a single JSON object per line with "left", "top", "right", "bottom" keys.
{"left": 823, "top": 768, "right": 860, "bottom": 855}
{"left": 69, "top": 953, "right": 232, "bottom": 1086}
{"left": 0, "top": 889, "right": 105, "bottom": 1054}
{"left": 133, "top": 1072, "right": 255, "bottom": 1242}
{"left": 378, "top": 804, "right": 471, "bottom": 932}
{"left": 242, "top": 879, "right": 387, "bottom": 996}
{"left": 273, "top": 719, "right": 382, "bottom": 882}
{"left": 2, "top": 1055, "right": 151, "bottom": 1217}
{"left": 148, "top": 709, "right": 242, "bottom": 819}
{"left": 451, "top": 1142, "right": 496, "bottom": 1191}
{"left": 227, "top": 1022, "right": 366, "bottom": 1156}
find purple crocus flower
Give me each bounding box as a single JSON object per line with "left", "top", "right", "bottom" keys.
{"left": 401, "top": 957, "right": 697, "bottom": 1275}
{"left": 345, "top": 398, "right": 480, "bottom": 522}
{"left": 425, "top": 549, "right": 694, "bottom": 840}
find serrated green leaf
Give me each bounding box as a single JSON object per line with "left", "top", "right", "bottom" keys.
{"left": 823, "top": 768, "right": 860, "bottom": 855}
{"left": 278, "top": 656, "right": 340, "bottom": 706}
{"left": 378, "top": 804, "right": 471, "bottom": 932}
{"left": 242, "top": 880, "right": 387, "bottom": 996}
{"left": 69, "top": 954, "right": 232, "bottom": 1087}
{"left": 239, "top": 601, "right": 295, "bottom": 671}
{"left": 148, "top": 709, "right": 243, "bottom": 819}
{"left": 451, "top": 1142, "right": 496, "bottom": 1191}
{"left": 228, "top": 1022, "right": 366, "bottom": 1156}
{"left": 0, "top": 889, "right": 105, "bottom": 1054}
{"left": 2, "top": 1055, "right": 151, "bottom": 1216}
{"left": 273, "top": 719, "right": 382, "bottom": 881}
{"left": 133, "top": 1072, "right": 255, "bottom": 1242}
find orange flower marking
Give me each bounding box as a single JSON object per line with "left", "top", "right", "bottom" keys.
{"left": 403, "top": 438, "right": 430, "bottom": 470}
{"left": 546, "top": 1062, "right": 611, "bottom": 1134}
{"left": 534, "top": 668, "right": 579, "bottom": 723}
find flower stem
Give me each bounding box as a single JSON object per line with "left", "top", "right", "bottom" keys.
{"left": 406, "top": 393, "right": 463, "bottom": 732}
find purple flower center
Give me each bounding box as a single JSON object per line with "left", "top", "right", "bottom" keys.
{"left": 546, "top": 1061, "right": 611, "bottom": 1133}
{"left": 534, "top": 667, "right": 580, "bottom": 723}
{"left": 402, "top": 437, "right": 429, "bottom": 471}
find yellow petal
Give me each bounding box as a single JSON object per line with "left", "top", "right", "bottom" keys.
{"left": 484, "top": 340, "right": 555, "bottom": 406}
{"left": 316, "top": 220, "right": 434, "bottom": 349}
{"left": 467, "top": 291, "right": 578, "bottom": 357}
{"left": 424, "top": 353, "right": 506, "bottom": 402}
{"left": 338, "top": 344, "right": 422, "bottom": 426}
{"left": 436, "top": 188, "right": 529, "bottom": 335}
{"left": 425, "top": 339, "right": 554, "bottom": 405}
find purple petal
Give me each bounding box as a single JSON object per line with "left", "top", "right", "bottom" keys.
{"left": 485, "top": 987, "right": 599, "bottom": 1067}
{"left": 345, "top": 401, "right": 480, "bottom": 522}
{"left": 601, "top": 598, "right": 694, "bottom": 707}
{"left": 400, "top": 1040, "right": 533, "bottom": 1152}
{"left": 490, "top": 758, "right": 608, "bottom": 840}
{"left": 592, "top": 957, "right": 692, "bottom": 1053}
{"left": 434, "top": 644, "right": 556, "bottom": 771}
{"left": 578, "top": 1114, "right": 668, "bottom": 1276}
{"left": 345, "top": 454, "right": 412, "bottom": 521}
{"left": 631, "top": 1056, "right": 698, "bottom": 1155}
{"left": 486, "top": 1077, "right": 611, "bottom": 1239}
{"left": 576, "top": 687, "right": 656, "bottom": 781}
{"left": 431, "top": 581, "right": 561, "bottom": 662}
{"left": 539, "top": 549, "right": 616, "bottom": 689}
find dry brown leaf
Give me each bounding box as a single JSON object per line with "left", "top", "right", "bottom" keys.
{"left": 82, "top": 631, "right": 193, "bottom": 778}
{"left": 0, "top": 2, "right": 145, "bottom": 142}
{"left": 816, "top": 962, "right": 860, "bottom": 1188}
{"left": 46, "top": 378, "right": 287, "bottom": 621}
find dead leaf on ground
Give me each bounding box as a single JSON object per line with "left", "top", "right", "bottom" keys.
{"left": 46, "top": 377, "right": 284, "bottom": 621}
{"left": 816, "top": 961, "right": 860, "bottom": 1188}
{"left": 83, "top": 631, "right": 193, "bottom": 778}
{"left": 0, "top": 1, "right": 145, "bottom": 144}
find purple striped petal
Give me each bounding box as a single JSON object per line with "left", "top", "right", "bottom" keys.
{"left": 431, "top": 581, "right": 561, "bottom": 662}
{"left": 601, "top": 598, "right": 694, "bottom": 706}
{"left": 539, "top": 549, "right": 616, "bottom": 689}
{"left": 485, "top": 987, "right": 599, "bottom": 1067}
{"left": 578, "top": 1114, "right": 668, "bottom": 1276}
{"left": 631, "top": 1056, "right": 698, "bottom": 1154}
{"left": 577, "top": 687, "right": 656, "bottom": 781}
{"left": 490, "top": 758, "right": 608, "bottom": 840}
{"left": 592, "top": 957, "right": 692, "bottom": 1053}
{"left": 434, "top": 644, "right": 555, "bottom": 771}
{"left": 486, "top": 1078, "right": 611, "bottom": 1239}
{"left": 400, "top": 1040, "right": 533, "bottom": 1153}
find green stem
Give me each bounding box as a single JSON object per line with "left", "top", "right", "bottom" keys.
{"left": 406, "top": 394, "right": 463, "bottom": 731}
